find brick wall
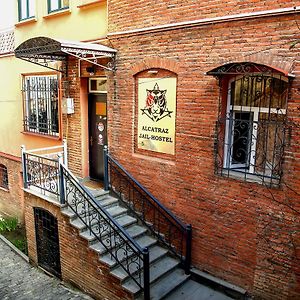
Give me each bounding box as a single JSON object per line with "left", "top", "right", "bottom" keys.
{"left": 0, "top": 154, "right": 24, "bottom": 223}
{"left": 24, "top": 192, "right": 132, "bottom": 300}
{"left": 105, "top": 11, "right": 300, "bottom": 299}
{"left": 108, "top": 0, "right": 297, "bottom": 32}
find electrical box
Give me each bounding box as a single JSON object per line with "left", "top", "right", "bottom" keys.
{"left": 62, "top": 97, "right": 74, "bottom": 114}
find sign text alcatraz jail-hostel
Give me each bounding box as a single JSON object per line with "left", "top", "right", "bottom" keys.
{"left": 137, "top": 78, "right": 177, "bottom": 155}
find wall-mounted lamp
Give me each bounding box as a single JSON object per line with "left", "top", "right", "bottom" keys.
{"left": 86, "top": 66, "right": 95, "bottom": 76}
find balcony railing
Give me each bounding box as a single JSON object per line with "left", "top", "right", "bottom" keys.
{"left": 21, "top": 140, "right": 67, "bottom": 201}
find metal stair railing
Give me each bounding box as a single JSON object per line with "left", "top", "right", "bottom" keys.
{"left": 59, "top": 163, "right": 150, "bottom": 300}
{"left": 103, "top": 147, "right": 192, "bottom": 274}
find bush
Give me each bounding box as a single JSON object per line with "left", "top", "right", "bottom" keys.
{"left": 0, "top": 217, "right": 18, "bottom": 232}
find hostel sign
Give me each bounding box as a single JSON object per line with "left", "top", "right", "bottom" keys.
{"left": 137, "top": 77, "right": 177, "bottom": 155}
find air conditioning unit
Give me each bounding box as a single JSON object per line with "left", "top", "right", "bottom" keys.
{"left": 62, "top": 97, "right": 74, "bottom": 114}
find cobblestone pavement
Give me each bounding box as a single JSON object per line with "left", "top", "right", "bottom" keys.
{"left": 0, "top": 238, "right": 93, "bottom": 300}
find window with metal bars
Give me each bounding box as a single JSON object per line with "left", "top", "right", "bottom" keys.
{"left": 212, "top": 63, "right": 289, "bottom": 186}
{"left": 22, "top": 75, "right": 59, "bottom": 136}
{"left": 0, "top": 164, "right": 8, "bottom": 190}
{"left": 48, "top": 0, "right": 69, "bottom": 13}
{"left": 18, "top": 0, "right": 35, "bottom": 21}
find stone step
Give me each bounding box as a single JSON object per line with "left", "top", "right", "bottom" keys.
{"left": 109, "top": 245, "right": 169, "bottom": 280}
{"left": 69, "top": 205, "right": 128, "bottom": 232}
{"left": 100, "top": 241, "right": 167, "bottom": 268}
{"left": 61, "top": 196, "right": 118, "bottom": 220}
{"left": 146, "top": 268, "right": 189, "bottom": 300}
{"left": 90, "top": 234, "right": 157, "bottom": 256}
{"left": 121, "top": 256, "right": 180, "bottom": 295}
{"left": 87, "top": 188, "right": 109, "bottom": 198}
{"left": 79, "top": 224, "right": 147, "bottom": 243}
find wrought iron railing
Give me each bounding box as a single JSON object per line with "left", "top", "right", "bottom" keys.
{"left": 103, "top": 148, "right": 192, "bottom": 274}
{"left": 60, "top": 164, "right": 150, "bottom": 299}
{"left": 21, "top": 141, "right": 68, "bottom": 200}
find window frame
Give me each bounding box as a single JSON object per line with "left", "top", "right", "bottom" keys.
{"left": 216, "top": 71, "right": 289, "bottom": 186}
{"left": 47, "top": 0, "right": 69, "bottom": 13}
{"left": 18, "top": 0, "right": 35, "bottom": 22}
{"left": 0, "top": 164, "right": 9, "bottom": 190}
{"left": 22, "top": 74, "right": 60, "bottom": 137}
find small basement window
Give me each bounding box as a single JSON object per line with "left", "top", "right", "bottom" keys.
{"left": 0, "top": 164, "right": 9, "bottom": 190}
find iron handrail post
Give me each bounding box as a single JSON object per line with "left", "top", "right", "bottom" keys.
{"left": 143, "top": 248, "right": 150, "bottom": 300}
{"left": 21, "top": 145, "right": 28, "bottom": 189}
{"left": 103, "top": 145, "right": 109, "bottom": 191}
{"left": 58, "top": 154, "right": 65, "bottom": 205}
{"left": 184, "top": 224, "right": 192, "bottom": 274}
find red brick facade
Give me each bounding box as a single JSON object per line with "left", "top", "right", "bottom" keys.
{"left": 102, "top": 3, "right": 300, "bottom": 299}
{"left": 24, "top": 192, "right": 132, "bottom": 300}
{"left": 0, "top": 153, "right": 24, "bottom": 223}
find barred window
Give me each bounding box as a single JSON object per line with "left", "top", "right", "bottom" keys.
{"left": 210, "top": 63, "right": 289, "bottom": 186}
{"left": 22, "top": 75, "right": 59, "bottom": 136}
{"left": 0, "top": 164, "right": 8, "bottom": 190}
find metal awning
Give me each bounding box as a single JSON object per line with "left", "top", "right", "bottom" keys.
{"left": 15, "top": 36, "right": 117, "bottom": 72}
{"left": 206, "top": 62, "right": 294, "bottom": 78}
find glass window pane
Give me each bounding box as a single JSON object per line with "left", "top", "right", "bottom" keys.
{"left": 50, "top": 0, "right": 59, "bottom": 11}
{"left": 20, "top": 0, "right": 27, "bottom": 19}
{"left": 28, "top": 0, "right": 35, "bottom": 17}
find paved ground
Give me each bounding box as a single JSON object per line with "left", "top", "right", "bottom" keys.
{"left": 0, "top": 238, "right": 92, "bottom": 300}
{"left": 164, "top": 279, "right": 234, "bottom": 300}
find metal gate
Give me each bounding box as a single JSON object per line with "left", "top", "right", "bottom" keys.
{"left": 34, "top": 208, "right": 61, "bottom": 278}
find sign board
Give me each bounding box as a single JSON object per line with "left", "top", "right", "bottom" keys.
{"left": 137, "top": 77, "right": 177, "bottom": 155}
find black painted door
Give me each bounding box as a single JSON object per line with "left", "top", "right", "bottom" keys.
{"left": 88, "top": 93, "right": 107, "bottom": 180}
{"left": 34, "top": 208, "right": 61, "bottom": 278}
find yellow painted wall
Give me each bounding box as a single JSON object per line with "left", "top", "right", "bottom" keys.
{"left": 0, "top": 55, "right": 60, "bottom": 156}
{"left": 0, "top": 0, "right": 107, "bottom": 157}
{"left": 15, "top": 1, "right": 107, "bottom": 44}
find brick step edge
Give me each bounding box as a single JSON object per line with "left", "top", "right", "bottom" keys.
{"left": 190, "top": 268, "right": 249, "bottom": 300}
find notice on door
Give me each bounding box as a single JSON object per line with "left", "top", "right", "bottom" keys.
{"left": 137, "top": 77, "right": 177, "bottom": 155}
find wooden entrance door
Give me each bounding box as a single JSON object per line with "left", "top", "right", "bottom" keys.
{"left": 88, "top": 93, "right": 107, "bottom": 180}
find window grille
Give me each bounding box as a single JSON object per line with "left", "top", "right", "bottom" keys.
{"left": 0, "top": 164, "right": 9, "bottom": 190}
{"left": 213, "top": 63, "right": 289, "bottom": 186}
{"left": 18, "top": 0, "right": 35, "bottom": 21}
{"left": 22, "top": 75, "right": 59, "bottom": 136}
{"left": 48, "top": 0, "right": 69, "bottom": 13}
{"left": 0, "top": 30, "right": 14, "bottom": 55}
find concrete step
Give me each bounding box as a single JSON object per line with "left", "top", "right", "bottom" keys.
{"left": 90, "top": 233, "right": 157, "bottom": 256}
{"left": 100, "top": 242, "right": 167, "bottom": 268}
{"left": 61, "top": 195, "right": 119, "bottom": 220}
{"left": 69, "top": 204, "right": 128, "bottom": 232}
{"left": 121, "top": 256, "right": 180, "bottom": 295}
{"left": 79, "top": 224, "right": 147, "bottom": 243}
{"left": 109, "top": 244, "right": 169, "bottom": 280}
{"left": 86, "top": 188, "right": 108, "bottom": 198}
{"left": 147, "top": 268, "right": 189, "bottom": 300}
{"left": 98, "top": 195, "right": 119, "bottom": 208}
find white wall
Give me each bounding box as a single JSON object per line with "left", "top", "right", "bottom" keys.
{"left": 0, "top": 0, "right": 15, "bottom": 31}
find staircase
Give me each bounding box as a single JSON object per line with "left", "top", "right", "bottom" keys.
{"left": 61, "top": 187, "right": 190, "bottom": 300}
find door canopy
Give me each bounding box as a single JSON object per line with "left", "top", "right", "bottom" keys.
{"left": 15, "top": 36, "right": 117, "bottom": 72}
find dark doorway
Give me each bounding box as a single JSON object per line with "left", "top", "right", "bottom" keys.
{"left": 88, "top": 93, "right": 107, "bottom": 180}
{"left": 34, "top": 208, "right": 61, "bottom": 278}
